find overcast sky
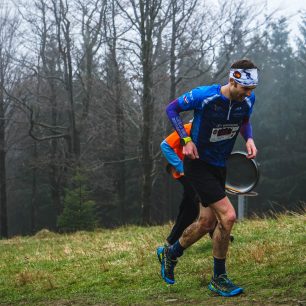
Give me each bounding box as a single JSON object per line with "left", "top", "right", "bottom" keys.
{"left": 2, "top": 0, "right": 306, "bottom": 43}
{"left": 208, "top": 0, "right": 306, "bottom": 45}
{"left": 267, "top": 0, "right": 305, "bottom": 36}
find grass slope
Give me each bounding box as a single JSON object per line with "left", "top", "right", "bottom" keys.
{"left": 0, "top": 213, "right": 305, "bottom": 305}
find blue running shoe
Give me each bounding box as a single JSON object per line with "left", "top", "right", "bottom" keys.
{"left": 156, "top": 246, "right": 164, "bottom": 264}
{"left": 156, "top": 245, "right": 177, "bottom": 285}
{"left": 208, "top": 274, "right": 243, "bottom": 297}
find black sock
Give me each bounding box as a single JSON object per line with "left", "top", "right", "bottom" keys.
{"left": 168, "top": 240, "right": 185, "bottom": 259}
{"left": 213, "top": 257, "right": 226, "bottom": 277}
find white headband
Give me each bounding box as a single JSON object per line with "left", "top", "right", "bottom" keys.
{"left": 229, "top": 69, "right": 258, "bottom": 87}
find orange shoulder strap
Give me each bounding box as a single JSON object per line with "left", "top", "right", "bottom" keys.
{"left": 165, "top": 123, "right": 192, "bottom": 149}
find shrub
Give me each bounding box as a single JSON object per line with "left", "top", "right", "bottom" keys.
{"left": 57, "top": 171, "right": 96, "bottom": 232}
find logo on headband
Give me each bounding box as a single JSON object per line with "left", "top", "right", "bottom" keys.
{"left": 230, "top": 68, "right": 258, "bottom": 86}
{"left": 243, "top": 70, "right": 252, "bottom": 80}
{"left": 233, "top": 71, "right": 241, "bottom": 79}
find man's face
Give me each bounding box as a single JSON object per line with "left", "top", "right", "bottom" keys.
{"left": 229, "top": 79, "right": 256, "bottom": 102}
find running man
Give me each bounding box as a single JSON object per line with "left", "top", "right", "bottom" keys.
{"left": 158, "top": 59, "right": 258, "bottom": 297}
{"left": 160, "top": 123, "right": 200, "bottom": 245}
{"left": 160, "top": 123, "right": 236, "bottom": 245}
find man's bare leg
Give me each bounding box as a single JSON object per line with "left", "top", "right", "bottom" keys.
{"left": 207, "top": 196, "right": 243, "bottom": 296}
{"left": 210, "top": 196, "right": 236, "bottom": 259}
{"left": 159, "top": 196, "right": 241, "bottom": 294}
{"left": 179, "top": 205, "right": 217, "bottom": 248}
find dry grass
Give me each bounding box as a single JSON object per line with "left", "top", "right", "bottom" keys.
{"left": 15, "top": 270, "right": 56, "bottom": 290}
{"left": 0, "top": 212, "right": 305, "bottom": 305}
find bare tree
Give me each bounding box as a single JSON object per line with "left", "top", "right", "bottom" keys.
{"left": 116, "top": 0, "right": 174, "bottom": 224}
{"left": 0, "top": 7, "right": 20, "bottom": 237}
{"left": 51, "top": 0, "right": 80, "bottom": 159}
{"left": 102, "top": 0, "right": 128, "bottom": 223}
{"left": 75, "top": 0, "right": 107, "bottom": 123}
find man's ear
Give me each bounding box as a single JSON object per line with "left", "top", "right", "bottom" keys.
{"left": 229, "top": 78, "right": 237, "bottom": 88}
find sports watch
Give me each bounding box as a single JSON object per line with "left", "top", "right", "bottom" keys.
{"left": 180, "top": 136, "right": 192, "bottom": 146}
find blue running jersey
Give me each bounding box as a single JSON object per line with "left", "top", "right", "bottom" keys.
{"left": 166, "top": 84, "right": 255, "bottom": 167}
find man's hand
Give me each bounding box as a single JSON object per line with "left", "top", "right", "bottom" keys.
{"left": 246, "top": 138, "right": 257, "bottom": 159}
{"left": 182, "top": 141, "right": 199, "bottom": 159}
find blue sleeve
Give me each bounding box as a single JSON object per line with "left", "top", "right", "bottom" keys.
{"left": 160, "top": 140, "right": 184, "bottom": 173}
{"left": 240, "top": 117, "right": 253, "bottom": 141}
{"left": 166, "top": 86, "right": 212, "bottom": 138}
{"left": 240, "top": 94, "right": 255, "bottom": 140}
{"left": 245, "top": 93, "right": 255, "bottom": 116}
{"left": 176, "top": 87, "right": 208, "bottom": 111}
{"left": 166, "top": 99, "right": 188, "bottom": 138}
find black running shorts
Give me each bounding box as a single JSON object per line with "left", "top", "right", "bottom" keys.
{"left": 184, "top": 157, "right": 226, "bottom": 207}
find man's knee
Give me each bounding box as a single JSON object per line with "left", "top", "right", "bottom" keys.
{"left": 221, "top": 211, "right": 236, "bottom": 230}
{"left": 197, "top": 216, "right": 216, "bottom": 232}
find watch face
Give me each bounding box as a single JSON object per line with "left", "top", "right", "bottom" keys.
{"left": 180, "top": 138, "right": 186, "bottom": 146}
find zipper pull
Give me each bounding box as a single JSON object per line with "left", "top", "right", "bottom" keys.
{"left": 227, "top": 100, "right": 232, "bottom": 120}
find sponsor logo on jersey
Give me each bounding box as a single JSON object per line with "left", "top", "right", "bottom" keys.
{"left": 189, "top": 91, "right": 194, "bottom": 101}
{"left": 209, "top": 124, "right": 239, "bottom": 142}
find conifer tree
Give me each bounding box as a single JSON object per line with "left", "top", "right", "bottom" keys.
{"left": 57, "top": 171, "right": 96, "bottom": 232}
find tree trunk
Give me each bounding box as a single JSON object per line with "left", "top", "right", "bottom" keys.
{"left": 50, "top": 165, "right": 62, "bottom": 217}
{"left": 141, "top": 63, "right": 154, "bottom": 224}
{"left": 116, "top": 119, "right": 126, "bottom": 223}
{"left": 166, "top": 4, "right": 178, "bottom": 221}
{"left": 115, "top": 82, "right": 126, "bottom": 224}
{"left": 111, "top": 51, "right": 127, "bottom": 224}
{"left": 30, "top": 141, "right": 37, "bottom": 234}
{"left": 0, "top": 80, "right": 8, "bottom": 238}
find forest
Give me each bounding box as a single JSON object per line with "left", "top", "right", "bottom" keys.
{"left": 0, "top": 0, "right": 305, "bottom": 237}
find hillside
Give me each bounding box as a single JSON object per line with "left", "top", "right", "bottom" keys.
{"left": 0, "top": 212, "right": 305, "bottom": 305}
